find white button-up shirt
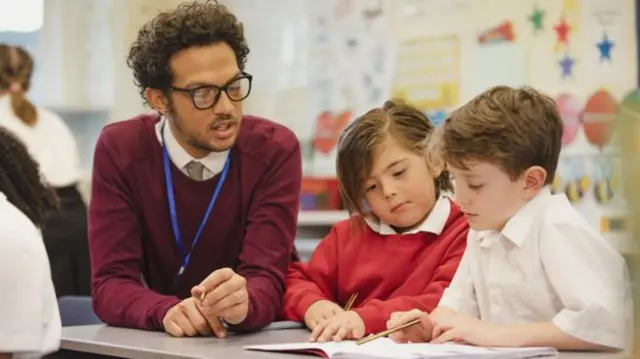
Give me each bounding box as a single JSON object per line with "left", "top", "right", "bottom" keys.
{"left": 155, "top": 116, "right": 228, "bottom": 181}
{"left": 439, "top": 188, "right": 632, "bottom": 350}
{"left": 0, "top": 96, "right": 81, "bottom": 187}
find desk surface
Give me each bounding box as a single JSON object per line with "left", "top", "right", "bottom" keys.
{"left": 61, "top": 325, "right": 629, "bottom": 359}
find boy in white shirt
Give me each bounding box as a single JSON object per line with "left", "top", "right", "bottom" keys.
{"left": 386, "top": 86, "right": 632, "bottom": 351}
{"left": 0, "top": 128, "right": 61, "bottom": 358}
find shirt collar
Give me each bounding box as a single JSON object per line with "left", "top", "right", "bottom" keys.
{"left": 365, "top": 196, "right": 451, "bottom": 235}
{"left": 478, "top": 186, "right": 553, "bottom": 247}
{"left": 155, "top": 116, "right": 228, "bottom": 175}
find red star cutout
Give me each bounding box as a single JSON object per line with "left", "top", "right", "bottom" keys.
{"left": 554, "top": 17, "right": 571, "bottom": 45}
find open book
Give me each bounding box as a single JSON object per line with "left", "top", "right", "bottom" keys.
{"left": 244, "top": 338, "right": 559, "bottom": 359}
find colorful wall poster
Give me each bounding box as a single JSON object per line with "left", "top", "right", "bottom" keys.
{"left": 391, "top": 35, "right": 461, "bottom": 111}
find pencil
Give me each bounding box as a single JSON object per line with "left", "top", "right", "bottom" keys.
{"left": 355, "top": 318, "right": 421, "bottom": 345}
{"left": 343, "top": 293, "right": 358, "bottom": 311}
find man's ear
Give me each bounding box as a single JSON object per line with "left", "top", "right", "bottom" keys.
{"left": 145, "top": 88, "right": 169, "bottom": 114}
{"left": 522, "top": 165, "right": 547, "bottom": 199}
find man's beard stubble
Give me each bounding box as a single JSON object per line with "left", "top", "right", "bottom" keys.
{"left": 166, "top": 103, "right": 235, "bottom": 153}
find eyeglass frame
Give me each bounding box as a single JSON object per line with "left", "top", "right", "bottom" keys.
{"left": 168, "top": 71, "right": 253, "bottom": 110}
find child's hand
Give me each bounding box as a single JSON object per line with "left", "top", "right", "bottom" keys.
{"left": 431, "top": 314, "right": 497, "bottom": 345}
{"left": 429, "top": 306, "right": 459, "bottom": 339}
{"left": 304, "top": 300, "right": 344, "bottom": 330}
{"left": 386, "top": 309, "right": 433, "bottom": 343}
{"left": 309, "top": 311, "right": 365, "bottom": 342}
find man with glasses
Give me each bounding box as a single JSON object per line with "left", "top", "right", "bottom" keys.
{"left": 88, "top": 0, "right": 301, "bottom": 337}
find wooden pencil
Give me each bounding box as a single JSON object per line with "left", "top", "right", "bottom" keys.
{"left": 355, "top": 318, "right": 421, "bottom": 345}
{"left": 343, "top": 293, "right": 358, "bottom": 311}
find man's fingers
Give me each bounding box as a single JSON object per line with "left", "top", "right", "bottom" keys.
{"left": 204, "top": 315, "right": 227, "bottom": 338}
{"left": 183, "top": 303, "right": 212, "bottom": 336}
{"left": 196, "top": 268, "right": 236, "bottom": 295}
{"left": 218, "top": 305, "right": 244, "bottom": 324}
{"left": 174, "top": 311, "right": 198, "bottom": 337}
{"left": 164, "top": 320, "right": 185, "bottom": 337}
{"left": 207, "top": 290, "right": 246, "bottom": 314}
{"left": 202, "top": 276, "right": 246, "bottom": 306}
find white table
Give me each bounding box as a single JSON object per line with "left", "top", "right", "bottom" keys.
{"left": 60, "top": 324, "right": 630, "bottom": 359}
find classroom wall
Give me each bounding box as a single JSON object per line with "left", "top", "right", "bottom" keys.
{"left": 225, "top": 0, "right": 637, "bottom": 252}
{"left": 2, "top": 0, "right": 635, "bottom": 251}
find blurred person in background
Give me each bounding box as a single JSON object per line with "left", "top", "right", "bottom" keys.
{"left": 0, "top": 44, "right": 90, "bottom": 298}
{"left": 0, "top": 127, "right": 61, "bottom": 359}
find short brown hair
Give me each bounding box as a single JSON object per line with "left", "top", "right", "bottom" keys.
{"left": 127, "top": 0, "right": 249, "bottom": 103}
{"left": 440, "top": 85, "right": 562, "bottom": 184}
{"left": 337, "top": 100, "right": 453, "bottom": 219}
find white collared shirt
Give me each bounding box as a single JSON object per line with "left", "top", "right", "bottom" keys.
{"left": 0, "top": 95, "right": 81, "bottom": 187}
{"left": 365, "top": 196, "right": 451, "bottom": 235}
{"left": 155, "top": 117, "right": 228, "bottom": 180}
{"left": 0, "top": 193, "right": 61, "bottom": 358}
{"left": 438, "top": 187, "right": 632, "bottom": 350}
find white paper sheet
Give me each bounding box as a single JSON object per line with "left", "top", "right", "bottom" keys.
{"left": 245, "top": 338, "right": 558, "bottom": 359}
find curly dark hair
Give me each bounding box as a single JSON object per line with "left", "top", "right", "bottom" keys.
{"left": 0, "top": 127, "right": 58, "bottom": 228}
{"left": 127, "top": 0, "right": 250, "bottom": 102}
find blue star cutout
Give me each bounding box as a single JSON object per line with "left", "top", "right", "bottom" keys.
{"left": 597, "top": 33, "right": 614, "bottom": 61}
{"left": 559, "top": 53, "right": 575, "bottom": 78}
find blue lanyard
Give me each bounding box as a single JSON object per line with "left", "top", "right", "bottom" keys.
{"left": 162, "top": 127, "right": 230, "bottom": 281}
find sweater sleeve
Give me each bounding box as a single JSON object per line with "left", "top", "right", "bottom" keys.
{"left": 353, "top": 226, "right": 468, "bottom": 334}
{"left": 89, "top": 131, "right": 180, "bottom": 330}
{"left": 228, "top": 139, "right": 302, "bottom": 331}
{"left": 282, "top": 226, "right": 341, "bottom": 322}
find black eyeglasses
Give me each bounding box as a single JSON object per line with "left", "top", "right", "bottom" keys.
{"left": 169, "top": 72, "right": 253, "bottom": 110}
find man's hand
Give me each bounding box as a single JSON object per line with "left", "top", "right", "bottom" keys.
{"left": 162, "top": 297, "right": 226, "bottom": 337}
{"left": 191, "top": 268, "right": 249, "bottom": 325}
{"left": 387, "top": 309, "right": 434, "bottom": 343}
{"left": 303, "top": 300, "right": 344, "bottom": 330}
{"left": 309, "top": 311, "right": 365, "bottom": 343}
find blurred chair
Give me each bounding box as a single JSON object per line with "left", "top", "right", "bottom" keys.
{"left": 57, "top": 295, "right": 102, "bottom": 327}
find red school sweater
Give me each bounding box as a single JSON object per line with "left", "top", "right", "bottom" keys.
{"left": 282, "top": 200, "right": 469, "bottom": 334}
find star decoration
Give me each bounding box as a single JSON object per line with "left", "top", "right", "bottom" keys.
{"left": 554, "top": 16, "right": 571, "bottom": 46}
{"left": 563, "top": 0, "right": 580, "bottom": 32}
{"left": 563, "top": 0, "right": 580, "bottom": 13}
{"left": 597, "top": 32, "right": 615, "bottom": 62}
{"left": 529, "top": 6, "right": 545, "bottom": 33}
{"left": 559, "top": 53, "right": 575, "bottom": 78}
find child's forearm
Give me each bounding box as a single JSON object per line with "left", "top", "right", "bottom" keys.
{"left": 498, "top": 321, "right": 617, "bottom": 351}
